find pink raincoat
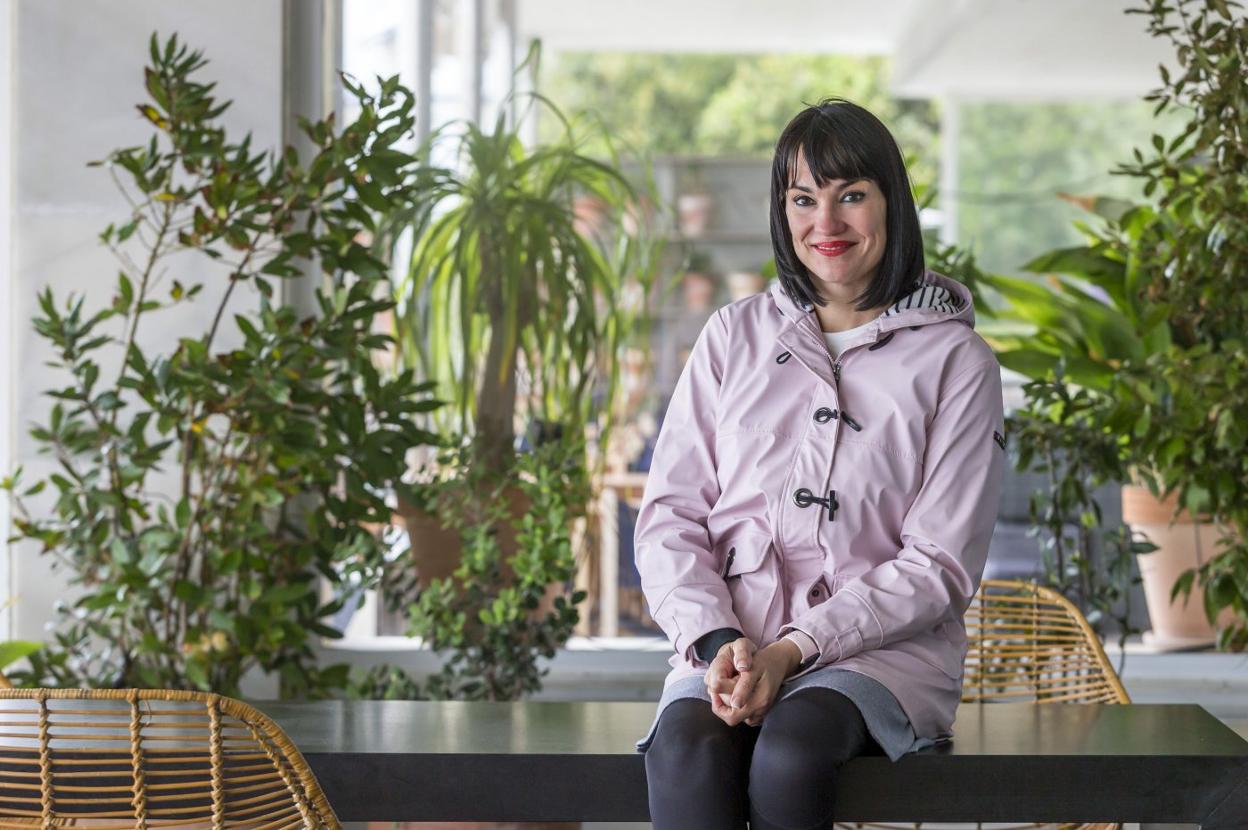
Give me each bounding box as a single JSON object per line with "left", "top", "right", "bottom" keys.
{"left": 634, "top": 269, "right": 1006, "bottom": 740}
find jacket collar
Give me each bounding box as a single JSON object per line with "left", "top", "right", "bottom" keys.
{"left": 768, "top": 269, "right": 975, "bottom": 338}
{"left": 767, "top": 270, "right": 975, "bottom": 390}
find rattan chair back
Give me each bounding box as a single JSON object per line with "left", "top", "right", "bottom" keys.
{"left": 836, "top": 579, "right": 1128, "bottom": 830}
{"left": 963, "top": 579, "right": 1130, "bottom": 705}
{"left": 0, "top": 688, "right": 340, "bottom": 829}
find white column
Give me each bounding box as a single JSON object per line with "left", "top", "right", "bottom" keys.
{"left": 403, "top": 0, "right": 434, "bottom": 146}
{"left": 939, "top": 94, "right": 960, "bottom": 246}
{"left": 597, "top": 486, "right": 619, "bottom": 638}
{"left": 0, "top": 0, "right": 15, "bottom": 640}
{"left": 460, "top": 0, "right": 483, "bottom": 123}
{"left": 499, "top": 0, "right": 516, "bottom": 131}
{"left": 282, "top": 0, "right": 330, "bottom": 318}
{"left": 322, "top": 0, "right": 342, "bottom": 132}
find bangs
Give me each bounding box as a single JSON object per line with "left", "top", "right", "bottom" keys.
{"left": 769, "top": 97, "right": 926, "bottom": 312}
{"left": 782, "top": 120, "right": 875, "bottom": 190}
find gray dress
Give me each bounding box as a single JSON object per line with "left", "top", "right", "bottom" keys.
{"left": 635, "top": 663, "right": 946, "bottom": 762}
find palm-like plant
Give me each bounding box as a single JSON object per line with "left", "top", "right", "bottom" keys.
{"left": 388, "top": 47, "right": 661, "bottom": 478}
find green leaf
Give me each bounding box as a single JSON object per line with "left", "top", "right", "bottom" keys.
{"left": 109, "top": 537, "right": 134, "bottom": 566}
{"left": 0, "top": 641, "right": 41, "bottom": 670}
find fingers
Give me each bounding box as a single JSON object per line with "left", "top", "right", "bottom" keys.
{"left": 704, "top": 649, "right": 738, "bottom": 696}
{"left": 711, "top": 690, "right": 765, "bottom": 727}
{"left": 707, "top": 637, "right": 765, "bottom": 727}
{"left": 709, "top": 689, "right": 739, "bottom": 722}
{"left": 731, "top": 638, "right": 755, "bottom": 673}
{"left": 730, "top": 665, "right": 759, "bottom": 710}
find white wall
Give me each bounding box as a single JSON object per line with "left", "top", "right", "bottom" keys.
{"left": 6, "top": 0, "right": 282, "bottom": 641}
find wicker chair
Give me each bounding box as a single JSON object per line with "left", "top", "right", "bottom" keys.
{"left": 837, "top": 578, "right": 1130, "bottom": 830}
{"left": 0, "top": 688, "right": 340, "bottom": 829}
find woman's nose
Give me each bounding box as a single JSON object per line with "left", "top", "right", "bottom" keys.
{"left": 814, "top": 204, "right": 848, "bottom": 234}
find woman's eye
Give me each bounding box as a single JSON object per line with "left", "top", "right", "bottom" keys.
{"left": 792, "top": 195, "right": 814, "bottom": 207}
{"left": 841, "top": 190, "right": 865, "bottom": 203}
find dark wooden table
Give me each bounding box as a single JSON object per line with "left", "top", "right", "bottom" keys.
{"left": 258, "top": 700, "right": 1248, "bottom": 827}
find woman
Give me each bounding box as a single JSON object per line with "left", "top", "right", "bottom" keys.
{"left": 633, "top": 97, "right": 1006, "bottom": 830}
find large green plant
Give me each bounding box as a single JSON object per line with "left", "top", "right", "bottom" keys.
{"left": 0, "top": 34, "right": 441, "bottom": 695}
{"left": 1106, "top": 0, "right": 1248, "bottom": 650}
{"left": 974, "top": 0, "right": 1248, "bottom": 650}
{"left": 917, "top": 183, "right": 1145, "bottom": 642}
{"left": 388, "top": 45, "right": 662, "bottom": 479}
{"left": 1006, "top": 373, "right": 1148, "bottom": 661}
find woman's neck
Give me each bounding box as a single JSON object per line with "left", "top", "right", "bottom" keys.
{"left": 813, "top": 302, "right": 887, "bottom": 333}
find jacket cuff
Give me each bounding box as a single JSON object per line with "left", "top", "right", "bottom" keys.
{"left": 693, "top": 627, "right": 744, "bottom": 663}
{"left": 652, "top": 584, "right": 743, "bottom": 665}
{"left": 783, "top": 629, "right": 819, "bottom": 662}
{"left": 777, "top": 622, "right": 840, "bottom": 680}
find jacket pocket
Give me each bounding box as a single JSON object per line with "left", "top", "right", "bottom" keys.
{"left": 718, "top": 535, "right": 783, "bottom": 647}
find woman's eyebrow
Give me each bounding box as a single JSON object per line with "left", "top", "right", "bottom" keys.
{"left": 787, "top": 177, "right": 867, "bottom": 192}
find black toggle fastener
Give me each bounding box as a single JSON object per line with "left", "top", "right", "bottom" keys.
{"left": 813, "top": 407, "right": 837, "bottom": 424}
{"left": 867, "top": 331, "right": 896, "bottom": 351}
{"left": 776, "top": 351, "right": 792, "bottom": 364}
{"left": 840, "top": 411, "right": 863, "bottom": 431}
{"left": 794, "top": 488, "right": 839, "bottom": 522}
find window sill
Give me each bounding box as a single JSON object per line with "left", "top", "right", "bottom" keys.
{"left": 308, "top": 636, "right": 1248, "bottom": 714}
{"left": 313, "top": 635, "right": 676, "bottom": 700}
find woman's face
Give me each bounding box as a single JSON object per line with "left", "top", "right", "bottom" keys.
{"left": 784, "top": 149, "right": 887, "bottom": 302}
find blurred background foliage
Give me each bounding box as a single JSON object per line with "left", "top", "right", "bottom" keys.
{"left": 539, "top": 51, "right": 1187, "bottom": 278}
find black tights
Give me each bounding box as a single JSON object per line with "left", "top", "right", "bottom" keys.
{"left": 643, "top": 688, "right": 883, "bottom": 830}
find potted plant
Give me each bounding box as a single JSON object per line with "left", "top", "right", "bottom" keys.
{"left": 969, "top": 0, "right": 1248, "bottom": 651}
{"left": 382, "top": 43, "right": 661, "bottom": 600}
{"left": 0, "top": 34, "right": 442, "bottom": 695}
{"left": 399, "top": 430, "right": 590, "bottom": 701}
{"left": 972, "top": 193, "right": 1235, "bottom": 649}
{"left": 1104, "top": 0, "right": 1248, "bottom": 652}
{"left": 676, "top": 158, "right": 714, "bottom": 237}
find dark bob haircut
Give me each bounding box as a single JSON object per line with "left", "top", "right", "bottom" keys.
{"left": 769, "top": 97, "right": 925, "bottom": 313}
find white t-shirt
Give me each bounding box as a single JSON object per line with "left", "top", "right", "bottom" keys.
{"left": 822, "top": 317, "right": 879, "bottom": 358}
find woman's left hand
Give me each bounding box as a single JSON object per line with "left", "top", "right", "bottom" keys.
{"left": 709, "top": 641, "right": 794, "bottom": 727}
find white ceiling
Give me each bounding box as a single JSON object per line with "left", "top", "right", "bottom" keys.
{"left": 517, "top": 0, "right": 1186, "bottom": 100}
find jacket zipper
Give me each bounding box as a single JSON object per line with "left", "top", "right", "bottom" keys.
{"left": 720, "top": 546, "right": 736, "bottom": 578}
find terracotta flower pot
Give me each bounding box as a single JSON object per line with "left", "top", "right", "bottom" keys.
{"left": 573, "top": 194, "right": 610, "bottom": 240}
{"left": 726, "top": 270, "right": 766, "bottom": 301}
{"left": 395, "top": 486, "right": 564, "bottom": 620}
{"left": 677, "top": 192, "right": 714, "bottom": 237}
{"left": 1121, "top": 483, "right": 1238, "bottom": 649}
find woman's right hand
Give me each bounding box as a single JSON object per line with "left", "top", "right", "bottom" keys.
{"left": 705, "top": 637, "right": 758, "bottom": 725}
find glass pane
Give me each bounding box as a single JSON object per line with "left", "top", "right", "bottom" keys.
{"left": 341, "top": 0, "right": 407, "bottom": 123}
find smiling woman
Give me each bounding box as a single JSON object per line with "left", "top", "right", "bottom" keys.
{"left": 769, "top": 97, "right": 927, "bottom": 334}
{"left": 784, "top": 162, "right": 889, "bottom": 330}
{"left": 635, "top": 96, "right": 1006, "bottom": 830}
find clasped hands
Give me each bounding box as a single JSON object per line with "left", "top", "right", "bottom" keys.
{"left": 704, "top": 637, "right": 802, "bottom": 727}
